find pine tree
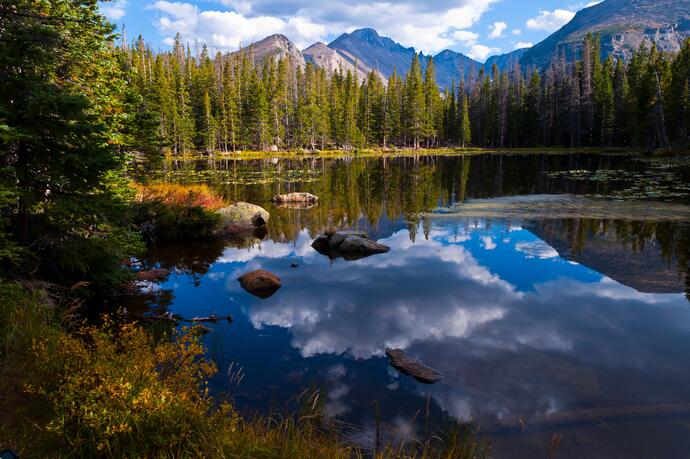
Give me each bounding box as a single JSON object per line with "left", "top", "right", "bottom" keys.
{"left": 459, "top": 95, "right": 471, "bottom": 148}
{"left": 404, "top": 53, "right": 425, "bottom": 149}
{"left": 423, "top": 57, "right": 442, "bottom": 147}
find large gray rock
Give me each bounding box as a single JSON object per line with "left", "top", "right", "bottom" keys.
{"left": 237, "top": 269, "right": 281, "bottom": 299}
{"left": 312, "top": 230, "right": 390, "bottom": 261}
{"left": 217, "top": 203, "right": 269, "bottom": 228}
{"left": 385, "top": 348, "right": 444, "bottom": 384}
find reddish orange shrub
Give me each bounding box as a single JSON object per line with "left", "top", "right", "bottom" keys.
{"left": 134, "top": 183, "right": 226, "bottom": 210}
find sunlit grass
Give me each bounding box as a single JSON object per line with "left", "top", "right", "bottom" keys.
{"left": 161, "top": 146, "right": 641, "bottom": 161}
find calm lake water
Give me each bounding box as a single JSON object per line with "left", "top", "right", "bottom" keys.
{"left": 134, "top": 153, "right": 690, "bottom": 458}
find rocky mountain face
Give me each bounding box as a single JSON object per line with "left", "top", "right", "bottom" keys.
{"left": 303, "top": 42, "right": 377, "bottom": 78}
{"left": 328, "top": 28, "right": 481, "bottom": 89}
{"left": 433, "top": 49, "right": 481, "bottom": 88}
{"left": 520, "top": 0, "right": 690, "bottom": 69}
{"left": 237, "top": 34, "right": 306, "bottom": 68}
{"left": 328, "top": 28, "right": 421, "bottom": 78}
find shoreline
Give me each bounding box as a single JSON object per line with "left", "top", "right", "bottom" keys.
{"left": 161, "top": 146, "right": 650, "bottom": 162}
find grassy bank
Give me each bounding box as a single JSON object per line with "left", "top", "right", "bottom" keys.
{"left": 163, "top": 146, "right": 643, "bottom": 162}
{"left": 0, "top": 282, "right": 488, "bottom": 458}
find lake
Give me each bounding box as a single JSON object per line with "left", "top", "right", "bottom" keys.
{"left": 132, "top": 153, "right": 690, "bottom": 458}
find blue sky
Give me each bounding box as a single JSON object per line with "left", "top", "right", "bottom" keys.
{"left": 99, "top": 0, "right": 602, "bottom": 62}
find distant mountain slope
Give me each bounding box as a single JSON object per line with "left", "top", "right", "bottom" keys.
{"left": 521, "top": 0, "right": 690, "bottom": 69}
{"left": 238, "top": 34, "right": 306, "bottom": 67}
{"left": 303, "top": 42, "right": 377, "bottom": 77}
{"left": 328, "top": 28, "right": 420, "bottom": 77}
{"left": 328, "top": 28, "right": 480, "bottom": 89}
{"left": 433, "top": 50, "right": 481, "bottom": 88}
{"left": 484, "top": 48, "right": 527, "bottom": 72}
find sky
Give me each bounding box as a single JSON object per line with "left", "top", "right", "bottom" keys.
{"left": 99, "top": 0, "right": 602, "bottom": 62}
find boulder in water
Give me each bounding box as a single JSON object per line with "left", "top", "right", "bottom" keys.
{"left": 237, "top": 269, "right": 282, "bottom": 299}
{"left": 217, "top": 203, "right": 269, "bottom": 229}
{"left": 312, "top": 230, "right": 390, "bottom": 261}
{"left": 385, "top": 348, "right": 444, "bottom": 384}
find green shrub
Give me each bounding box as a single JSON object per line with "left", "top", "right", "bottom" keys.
{"left": 132, "top": 200, "right": 221, "bottom": 242}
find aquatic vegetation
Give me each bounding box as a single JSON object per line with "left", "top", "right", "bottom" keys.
{"left": 545, "top": 165, "right": 690, "bottom": 200}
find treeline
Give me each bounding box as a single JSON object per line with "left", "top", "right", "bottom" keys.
{"left": 122, "top": 33, "right": 690, "bottom": 153}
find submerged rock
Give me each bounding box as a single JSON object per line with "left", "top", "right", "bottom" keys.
{"left": 312, "top": 230, "right": 390, "bottom": 261}
{"left": 237, "top": 269, "right": 282, "bottom": 299}
{"left": 385, "top": 348, "right": 444, "bottom": 384}
{"left": 217, "top": 203, "right": 270, "bottom": 228}
{"left": 271, "top": 192, "right": 319, "bottom": 203}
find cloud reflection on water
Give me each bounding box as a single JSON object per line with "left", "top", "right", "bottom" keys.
{"left": 212, "top": 220, "right": 690, "bottom": 425}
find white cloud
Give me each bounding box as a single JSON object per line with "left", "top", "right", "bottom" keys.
{"left": 149, "top": 0, "right": 499, "bottom": 55}
{"left": 467, "top": 44, "right": 500, "bottom": 62}
{"left": 515, "top": 240, "right": 558, "bottom": 259}
{"left": 451, "top": 30, "right": 479, "bottom": 47}
{"left": 217, "top": 0, "right": 253, "bottom": 15}
{"left": 150, "top": 1, "right": 327, "bottom": 50}
{"left": 100, "top": 0, "right": 128, "bottom": 21}
{"left": 511, "top": 28, "right": 522, "bottom": 35}
{"left": 526, "top": 9, "right": 576, "bottom": 32}
{"left": 481, "top": 236, "right": 497, "bottom": 250}
{"left": 514, "top": 41, "right": 533, "bottom": 50}
{"left": 488, "top": 21, "right": 507, "bottom": 39}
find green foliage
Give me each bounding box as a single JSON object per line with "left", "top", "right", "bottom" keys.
{"left": 133, "top": 200, "right": 221, "bottom": 243}
{"left": 118, "top": 29, "right": 689, "bottom": 153}
{"left": 132, "top": 183, "right": 224, "bottom": 242}
{"left": 0, "top": 0, "right": 142, "bottom": 288}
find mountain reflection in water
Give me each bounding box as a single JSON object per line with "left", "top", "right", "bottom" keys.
{"left": 135, "top": 153, "right": 690, "bottom": 458}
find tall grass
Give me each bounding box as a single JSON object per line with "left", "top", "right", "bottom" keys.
{"left": 0, "top": 282, "right": 488, "bottom": 458}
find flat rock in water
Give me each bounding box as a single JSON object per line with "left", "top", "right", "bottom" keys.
{"left": 217, "top": 203, "right": 270, "bottom": 228}
{"left": 271, "top": 192, "right": 319, "bottom": 203}
{"left": 237, "top": 269, "right": 282, "bottom": 299}
{"left": 312, "top": 231, "right": 390, "bottom": 261}
{"left": 136, "top": 269, "right": 170, "bottom": 282}
{"left": 385, "top": 348, "right": 444, "bottom": 384}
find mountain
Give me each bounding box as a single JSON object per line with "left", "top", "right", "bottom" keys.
{"left": 328, "top": 28, "right": 420, "bottom": 78}
{"left": 433, "top": 50, "right": 481, "bottom": 88}
{"left": 239, "top": 34, "right": 306, "bottom": 67}
{"left": 521, "top": 0, "right": 690, "bottom": 69}
{"left": 484, "top": 48, "right": 527, "bottom": 72}
{"left": 328, "top": 28, "right": 480, "bottom": 88}
{"left": 303, "top": 42, "right": 378, "bottom": 77}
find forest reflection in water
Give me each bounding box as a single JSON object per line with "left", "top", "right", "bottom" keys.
{"left": 132, "top": 153, "right": 690, "bottom": 458}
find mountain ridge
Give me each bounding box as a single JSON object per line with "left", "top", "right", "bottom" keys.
{"left": 232, "top": 0, "right": 690, "bottom": 87}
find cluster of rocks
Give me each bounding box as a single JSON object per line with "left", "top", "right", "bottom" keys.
{"left": 311, "top": 230, "right": 390, "bottom": 261}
